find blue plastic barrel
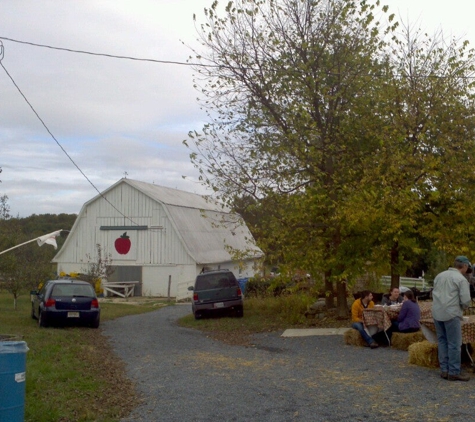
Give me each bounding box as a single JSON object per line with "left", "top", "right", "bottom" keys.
{"left": 237, "top": 277, "right": 250, "bottom": 295}
{"left": 0, "top": 341, "right": 29, "bottom": 422}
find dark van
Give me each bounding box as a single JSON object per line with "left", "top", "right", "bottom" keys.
{"left": 188, "top": 270, "right": 243, "bottom": 319}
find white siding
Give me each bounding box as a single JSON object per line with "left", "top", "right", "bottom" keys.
{"left": 142, "top": 264, "right": 196, "bottom": 297}
{"left": 55, "top": 183, "right": 194, "bottom": 267}
{"left": 201, "top": 259, "right": 258, "bottom": 279}
{"left": 56, "top": 263, "right": 85, "bottom": 277}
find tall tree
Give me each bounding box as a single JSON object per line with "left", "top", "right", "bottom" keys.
{"left": 340, "top": 24, "right": 475, "bottom": 286}
{"left": 186, "top": 0, "right": 395, "bottom": 315}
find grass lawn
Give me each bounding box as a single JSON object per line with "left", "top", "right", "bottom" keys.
{"left": 177, "top": 294, "right": 342, "bottom": 345}
{"left": 0, "top": 292, "right": 169, "bottom": 422}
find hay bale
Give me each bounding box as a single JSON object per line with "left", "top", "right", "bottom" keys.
{"left": 391, "top": 331, "right": 425, "bottom": 351}
{"left": 343, "top": 329, "right": 367, "bottom": 347}
{"left": 408, "top": 340, "right": 439, "bottom": 368}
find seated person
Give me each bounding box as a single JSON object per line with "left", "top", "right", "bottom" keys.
{"left": 391, "top": 290, "right": 421, "bottom": 333}
{"left": 351, "top": 290, "right": 379, "bottom": 349}
{"left": 381, "top": 287, "right": 403, "bottom": 306}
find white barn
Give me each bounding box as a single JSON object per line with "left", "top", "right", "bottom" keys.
{"left": 52, "top": 178, "right": 264, "bottom": 298}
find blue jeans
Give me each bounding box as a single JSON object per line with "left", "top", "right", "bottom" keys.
{"left": 433, "top": 318, "right": 462, "bottom": 375}
{"left": 352, "top": 322, "right": 375, "bottom": 346}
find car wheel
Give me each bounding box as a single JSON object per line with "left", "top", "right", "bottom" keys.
{"left": 38, "top": 311, "right": 47, "bottom": 328}
{"left": 31, "top": 303, "right": 37, "bottom": 320}
{"left": 194, "top": 311, "right": 202, "bottom": 320}
{"left": 235, "top": 306, "right": 244, "bottom": 318}
{"left": 91, "top": 317, "right": 100, "bottom": 329}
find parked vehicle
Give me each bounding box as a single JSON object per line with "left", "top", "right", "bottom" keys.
{"left": 188, "top": 270, "right": 243, "bottom": 319}
{"left": 31, "top": 279, "right": 100, "bottom": 328}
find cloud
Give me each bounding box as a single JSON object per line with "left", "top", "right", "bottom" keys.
{"left": 0, "top": 0, "right": 211, "bottom": 217}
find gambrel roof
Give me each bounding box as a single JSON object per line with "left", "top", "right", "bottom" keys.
{"left": 127, "top": 179, "right": 228, "bottom": 212}
{"left": 126, "top": 179, "right": 263, "bottom": 263}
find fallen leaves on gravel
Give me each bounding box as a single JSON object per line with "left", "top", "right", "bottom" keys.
{"left": 71, "top": 329, "right": 142, "bottom": 421}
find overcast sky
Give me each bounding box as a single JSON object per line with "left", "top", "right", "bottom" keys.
{"left": 1, "top": 1, "right": 474, "bottom": 217}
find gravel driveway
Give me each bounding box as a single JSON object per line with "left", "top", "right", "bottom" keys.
{"left": 103, "top": 305, "right": 474, "bottom": 422}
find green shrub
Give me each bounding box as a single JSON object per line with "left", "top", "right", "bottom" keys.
{"left": 246, "top": 274, "right": 294, "bottom": 298}
{"left": 245, "top": 275, "right": 271, "bottom": 297}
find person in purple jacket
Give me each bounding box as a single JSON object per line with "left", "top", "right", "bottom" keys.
{"left": 392, "top": 290, "right": 421, "bottom": 333}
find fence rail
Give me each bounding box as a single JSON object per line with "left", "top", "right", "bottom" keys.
{"left": 103, "top": 281, "right": 140, "bottom": 298}
{"left": 380, "top": 276, "right": 428, "bottom": 291}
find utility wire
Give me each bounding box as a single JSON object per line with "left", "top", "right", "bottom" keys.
{"left": 0, "top": 58, "right": 142, "bottom": 227}
{"left": 0, "top": 36, "right": 216, "bottom": 68}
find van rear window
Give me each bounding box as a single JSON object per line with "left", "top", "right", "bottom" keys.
{"left": 195, "top": 274, "right": 237, "bottom": 290}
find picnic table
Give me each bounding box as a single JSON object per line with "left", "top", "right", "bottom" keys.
{"left": 362, "top": 302, "right": 433, "bottom": 344}
{"left": 420, "top": 312, "right": 475, "bottom": 345}
{"left": 364, "top": 302, "right": 475, "bottom": 367}
{"left": 418, "top": 304, "right": 475, "bottom": 368}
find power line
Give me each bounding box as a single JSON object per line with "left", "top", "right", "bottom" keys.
{"left": 0, "top": 36, "right": 213, "bottom": 67}
{"left": 0, "top": 58, "right": 142, "bottom": 227}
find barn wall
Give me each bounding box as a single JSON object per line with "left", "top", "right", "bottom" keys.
{"left": 199, "top": 259, "right": 259, "bottom": 279}
{"left": 142, "top": 264, "right": 196, "bottom": 297}
{"left": 55, "top": 183, "right": 195, "bottom": 270}
{"left": 56, "top": 263, "right": 85, "bottom": 277}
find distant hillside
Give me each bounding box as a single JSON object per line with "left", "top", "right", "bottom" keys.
{"left": 14, "top": 213, "right": 77, "bottom": 235}
{"left": 0, "top": 213, "right": 77, "bottom": 250}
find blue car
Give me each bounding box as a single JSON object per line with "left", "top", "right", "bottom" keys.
{"left": 31, "top": 279, "right": 100, "bottom": 328}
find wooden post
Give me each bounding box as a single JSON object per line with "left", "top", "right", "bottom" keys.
{"left": 168, "top": 275, "right": 172, "bottom": 301}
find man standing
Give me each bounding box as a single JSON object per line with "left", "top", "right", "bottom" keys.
{"left": 432, "top": 256, "right": 472, "bottom": 381}
{"left": 351, "top": 290, "right": 378, "bottom": 349}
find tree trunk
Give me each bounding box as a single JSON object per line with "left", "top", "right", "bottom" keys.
{"left": 390, "top": 242, "right": 400, "bottom": 289}
{"left": 324, "top": 270, "right": 335, "bottom": 309}
{"left": 336, "top": 279, "right": 348, "bottom": 318}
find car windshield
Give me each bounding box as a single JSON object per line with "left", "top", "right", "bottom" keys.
{"left": 195, "top": 274, "right": 237, "bottom": 290}
{"left": 52, "top": 284, "right": 95, "bottom": 297}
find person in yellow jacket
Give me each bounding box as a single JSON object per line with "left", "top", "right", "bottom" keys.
{"left": 351, "top": 290, "right": 378, "bottom": 349}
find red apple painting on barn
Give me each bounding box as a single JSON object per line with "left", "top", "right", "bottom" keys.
{"left": 115, "top": 232, "right": 131, "bottom": 255}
